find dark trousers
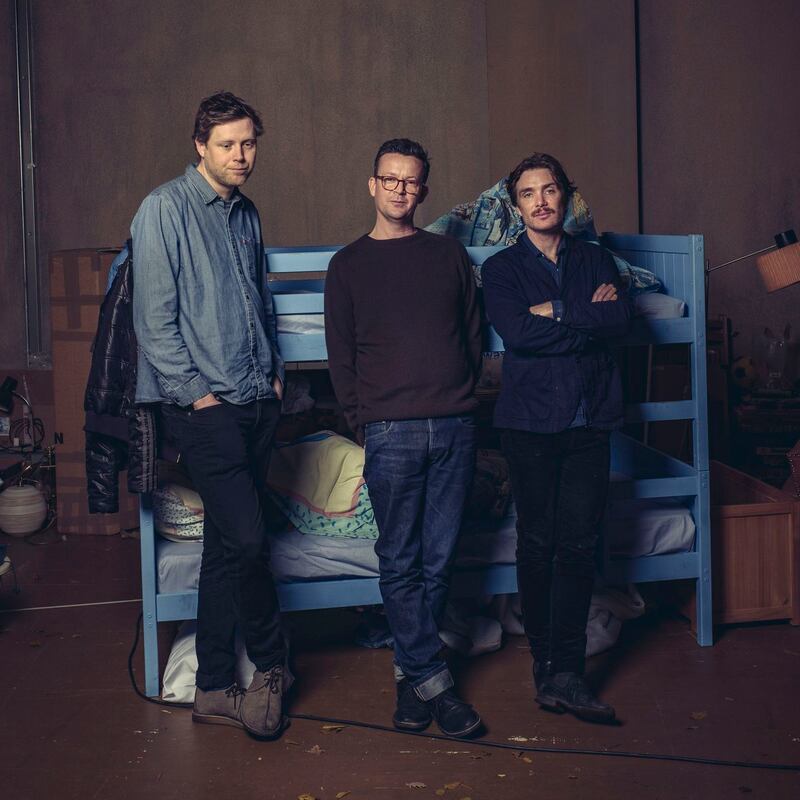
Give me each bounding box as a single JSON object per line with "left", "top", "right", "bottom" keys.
{"left": 501, "top": 427, "right": 610, "bottom": 676}
{"left": 364, "top": 416, "right": 476, "bottom": 700}
{"left": 161, "top": 399, "right": 284, "bottom": 691}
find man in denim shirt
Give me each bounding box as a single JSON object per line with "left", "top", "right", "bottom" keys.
{"left": 132, "top": 92, "right": 287, "bottom": 740}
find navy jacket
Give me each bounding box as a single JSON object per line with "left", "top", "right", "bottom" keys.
{"left": 482, "top": 235, "right": 632, "bottom": 433}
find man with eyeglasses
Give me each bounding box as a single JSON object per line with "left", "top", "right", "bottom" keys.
{"left": 325, "top": 138, "right": 484, "bottom": 738}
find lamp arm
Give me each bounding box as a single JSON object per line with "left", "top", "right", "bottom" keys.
{"left": 707, "top": 244, "right": 776, "bottom": 273}
{"left": 11, "top": 390, "right": 34, "bottom": 415}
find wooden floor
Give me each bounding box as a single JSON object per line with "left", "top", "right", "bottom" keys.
{"left": 1, "top": 531, "right": 799, "bottom": 800}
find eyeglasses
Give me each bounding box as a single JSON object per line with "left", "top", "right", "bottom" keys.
{"left": 374, "top": 175, "right": 424, "bottom": 195}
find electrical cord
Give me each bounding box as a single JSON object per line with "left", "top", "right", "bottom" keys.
{"left": 128, "top": 612, "right": 800, "bottom": 772}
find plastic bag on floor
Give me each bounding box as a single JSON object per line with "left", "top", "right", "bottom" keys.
{"left": 161, "top": 621, "right": 295, "bottom": 704}
{"left": 586, "top": 584, "right": 645, "bottom": 657}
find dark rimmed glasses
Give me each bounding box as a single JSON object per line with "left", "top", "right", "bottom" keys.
{"left": 374, "top": 175, "right": 424, "bottom": 195}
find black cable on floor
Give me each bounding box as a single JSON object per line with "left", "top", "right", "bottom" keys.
{"left": 128, "top": 612, "right": 800, "bottom": 772}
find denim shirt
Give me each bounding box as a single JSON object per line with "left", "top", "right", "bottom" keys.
{"left": 131, "top": 165, "right": 284, "bottom": 406}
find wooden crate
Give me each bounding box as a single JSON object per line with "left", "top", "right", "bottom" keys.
{"left": 708, "top": 461, "right": 800, "bottom": 624}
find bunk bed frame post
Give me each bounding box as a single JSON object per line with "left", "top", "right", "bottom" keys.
{"left": 138, "top": 492, "right": 161, "bottom": 696}
{"left": 689, "top": 234, "right": 713, "bottom": 645}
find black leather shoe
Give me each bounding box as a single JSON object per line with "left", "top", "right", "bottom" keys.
{"left": 393, "top": 679, "right": 432, "bottom": 731}
{"left": 425, "top": 688, "right": 483, "bottom": 738}
{"left": 535, "top": 672, "right": 616, "bottom": 724}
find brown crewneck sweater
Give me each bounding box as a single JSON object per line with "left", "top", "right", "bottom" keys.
{"left": 324, "top": 229, "right": 481, "bottom": 438}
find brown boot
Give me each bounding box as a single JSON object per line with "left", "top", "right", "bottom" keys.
{"left": 192, "top": 683, "right": 245, "bottom": 728}
{"left": 240, "top": 665, "right": 288, "bottom": 739}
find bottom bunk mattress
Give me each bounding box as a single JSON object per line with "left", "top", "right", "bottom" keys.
{"left": 155, "top": 498, "right": 695, "bottom": 595}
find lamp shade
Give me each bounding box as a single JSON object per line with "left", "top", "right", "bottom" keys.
{"left": 757, "top": 241, "right": 800, "bottom": 293}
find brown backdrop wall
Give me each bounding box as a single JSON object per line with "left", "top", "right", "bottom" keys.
{"left": 3, "top": 1, "right": 800, "bottom": 376}
{"left": 485, "top": 0, "right": 639, "bottom": 235}
{"left": 639, "top": 0, "right": 800, "bottom": 364}
{"left": 15, "top": 0, "right": 490, "bottom": 370}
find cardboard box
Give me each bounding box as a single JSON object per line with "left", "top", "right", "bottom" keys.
{"left": 50, "top": 249, "right": 138, "bottom": 535}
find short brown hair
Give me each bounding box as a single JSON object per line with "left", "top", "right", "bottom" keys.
{"left": 192, "top": 91, "right": 264, "bottom": 145}
{"left": 507, "top": 153, "right": 576, "bottom": 206}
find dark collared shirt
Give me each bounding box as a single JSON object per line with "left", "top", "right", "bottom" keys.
{"left": 520, "top": 233, "right": 586, "bottom": 428}
{"left": 132, "top": 165, "right": 284, "bottom": 406}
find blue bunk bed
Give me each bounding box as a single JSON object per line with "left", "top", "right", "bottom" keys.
{"left": 138, "top": 232, "right": 711, "bottom": 697}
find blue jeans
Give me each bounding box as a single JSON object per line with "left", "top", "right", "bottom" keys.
{"left": 364, "top": 416, "right": 476, "bottom": 700}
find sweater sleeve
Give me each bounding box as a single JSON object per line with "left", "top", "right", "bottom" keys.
{"left": 482, "top": 256, "right": 589, "bottom": 356}
{"left": 458, "top": 244, "right": 483, "bottom": 380}
{"left": 324, "top": 255, "right": 361, "bottom": 437}
{"left": 560, "top": 246, "right": 633, "bottom": 338}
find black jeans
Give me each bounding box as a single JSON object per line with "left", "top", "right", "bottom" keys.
{"left": 161, "top": 399, "right": 284, "bottom": 690}
{"left": 500, "top": 427, "right": 610, "bottom": 676}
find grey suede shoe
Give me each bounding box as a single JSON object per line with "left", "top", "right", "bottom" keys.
{"left": 192, "top": 683, "right": 245, "bottom": 729}
{"left": 240, "top": 665, "right": 288, "bottom": 739}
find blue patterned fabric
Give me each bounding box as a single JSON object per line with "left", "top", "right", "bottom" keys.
{"left": 425, "top": 177, "right": 662, "bottom": 296}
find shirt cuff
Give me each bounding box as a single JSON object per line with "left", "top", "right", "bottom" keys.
{"left": 166, "top": 373, "right": 212, "bottom": 407}
{"left": 552, "top": 300, "right": 565, "bottom": 322}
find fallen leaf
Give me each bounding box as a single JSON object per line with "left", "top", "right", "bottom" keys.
{"left": 435, "top": 791, "right": 445, "bottom": 797}
{"left": 690, "top": 711, "right": 707, "bottom": 720}
{"left": 406, "top": 782, "right": 426, "bottom": 789}
{"left": 297, "top": 795, "right": 317, "bottom": 800}
{"left": 305, "top": 745, "right": 323, "bottom": 755}
{"left": 497, "top": 774, "right": 506, "bottom": 778}
{"left": 508, "top": 736, "right": 529, "bottom": 743}
{"left": 160, "top": 709, "right": 172, "bottom": 714}
{"left": 468, "top": 751, "right": 491, "bottom": 760}
{"left": 335, "top": 793, "right": 351, "bottom": 799}
{"left": 321, "top": 724, "right": 346, "bottom": 733}
{"left": 445, "top": 783, "right": 462, "bottom": 790}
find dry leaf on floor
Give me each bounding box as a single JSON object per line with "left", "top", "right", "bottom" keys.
{"left": 406, "top": 782, "right": 426, "bottom": 789}
{"left": 321, "top": 724, "right": 346, "bottom": 733}
{"left": 508, "top": 736, "right": 529, "bottom": 742}
{"left": 335, "top": 793, "right": 351, "bottom": 799}
{"left": 690, "top": 711, "right": 707, "bottom": 720}
{"left": 445, "top": 783, "right": 463, "bottom": 790}
{"left": 305, "top": 744, "right": 323, "bottom": 755}
{"left": 297, "top": 795, "right": 317, "bottom": 800}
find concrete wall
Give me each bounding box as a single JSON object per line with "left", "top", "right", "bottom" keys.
{"left": 485, "top": 0, "right": 639, "bottom": 234}
{"left": 639, "top": 0, "right": 800, "bottom": 360}
{"left": 1, "top": 0, "right": 489, "bottom": 369}
{"left": 2, "top": 0, "right": 800, "bottom": 373}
